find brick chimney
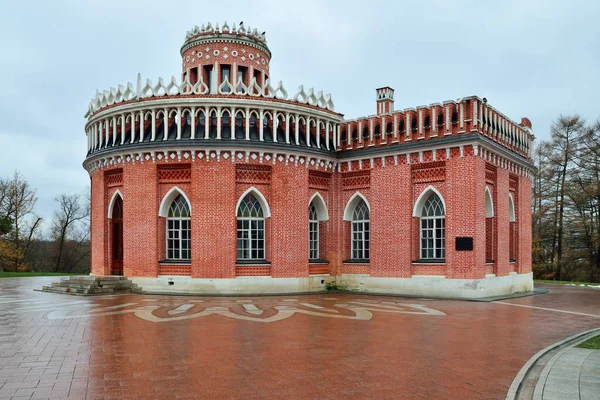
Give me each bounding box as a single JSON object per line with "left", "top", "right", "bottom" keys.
{"left": 376, "top": 87, "right": 394, "bottom": 115}
{"left": 520, "top": 117, "right": 532, "bottom": 129}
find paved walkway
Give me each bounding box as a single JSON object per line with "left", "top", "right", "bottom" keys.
{"left": 0, "top": 278, "right": 599, "bottom": 399}
{"left": 537, "top": 346, "right": 600, "bottom": 400}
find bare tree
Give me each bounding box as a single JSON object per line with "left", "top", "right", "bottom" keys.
{"left": 0, "top": 171, "right": 41, "bottom": 272}
{"left": 51, "top": 192, "right": 90, "bottom": 272}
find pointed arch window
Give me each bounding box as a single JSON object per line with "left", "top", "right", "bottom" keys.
{"left": 167, "top": 195, "right": 191, "bottom": 260}
{"left": 237, "top": 194, "right": 265, "bottom": 260}
{"left": 420, "top": 193, "right": 445, "bottom": 260}
{"left": 352, "top": 200, "right": 370, "bottom": 260}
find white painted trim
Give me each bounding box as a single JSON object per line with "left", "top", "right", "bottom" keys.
{"left": 107, "top": 189, "right": 123, "bottom": 219}
{"left": 308, "top": 192, "right": 329, "bottom": 221}
{"left": 509, "top": 193, "right": 516, "bottom": 222}
{"left": 343, "top": 192, "right": 370, "bottom": 221}
{"left": 412, "top": 186, "right": 446, "bottom": 217}
{"left": 158, "top": 186, "right": 192, "bottom": 217}
{"left": 485, "top": 186, "right": 494, "bottom": 218}
{"left": 236, "top": 186, "right": 271, "bottom": 218}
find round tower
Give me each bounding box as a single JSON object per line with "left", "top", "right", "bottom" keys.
{"left": 180, "top": 22, "right": 271, "bottom": 93}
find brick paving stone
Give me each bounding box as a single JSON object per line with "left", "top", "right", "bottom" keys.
{"left": 0, "top": 278, "right": 600, "bottom": 399}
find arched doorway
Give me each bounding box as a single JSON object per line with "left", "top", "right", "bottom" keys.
{"left": 110, "top": 196, "right": 123, "bottom": 275}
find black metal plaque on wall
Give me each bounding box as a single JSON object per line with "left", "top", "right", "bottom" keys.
{"left": 455, "top": 237, "right": 473, "bottom": 251}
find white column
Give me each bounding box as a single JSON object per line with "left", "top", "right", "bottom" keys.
{"left": 316, "top": 120, "right": 321, "bottom": 148}
{"left": 459, "top": 103, "right": 465, "bottom": 130}
{"left": 472, "top": 99, "right": 478, "bottom": 128}
{"left": 405, "top": 115, "right": 411, "bottom": 140}
{"left": 190, "top": 107, "right": 195, "bottom": 140}
{"left": 259, "top": 110, "right": 264, "bottom": 141}
{"left": 325, "top": 123, "right": 330, "bottom": 150}
{"left": 232, "top": 62, "right": 238, "bottom": 94}
{"left": 216, "top": 107, "right": 222, "bottom": 139}
{"left": 245, "top": 109, "right": 250, "bottom": 140}
{"left": 306, "top": 119, "right": 310, "bottom": 147}
{"left": 358, "top": 121, "right": 363, "bottom": 144}
{"left": 295, "top": 114, "right": 300, "bottom": 145}
{"left": 120, "top": 115, "right": 125, "bottom": 144}
{"left": 176, "top": 108, "right": 182, "bottom": 140}
{"left": 163, "top": 108, "right": 169, "bottom": 141}
{"left": 151, "top": 110, "right": 156, "bottom": 141}
{"left": 272, "top": 110, "right": 278, "bottom": 142}
{"left": 393, "top": 115, "right": 398, "bottom": 140}
{"left": 130, "top": 112, "right": 136, "bottom": 143}
{"left": 230, "top": 107, "right": 235, "bottom": 140}
{"left": 369, "top": 119, "right": 373, "bottom": 142}
{"left": 104, "top": 120, "right": 109, "bottom": 148}
{"left": 347, "top": 123, "right": 351, "bottom": 146}
{"left": 112, "top": 117, "right": 117, "bottom": 146}
{"left": 418, "top": 109, "right": 423, "bottom": 136}
{"left": 285, "top": 112, "right": 290, "bottom": 144}
{"left": 98, "top": 121, "right": 103, "bottom": 148}
{"left": 432, "top": 108, "right": 437, "bottom": 135}
{"left": 204, "top": 108, "right": 209, "bottom": 139}
{"left": 139, "top": 110, "right": 144, "bottom": 142}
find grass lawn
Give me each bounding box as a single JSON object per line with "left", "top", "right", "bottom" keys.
{"left": 0, "top": 272, "right": 85, "bottom": 278}
{"left": 577, "top": 334, "right": 600, "bottom": 350}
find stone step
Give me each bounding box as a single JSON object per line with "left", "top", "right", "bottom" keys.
{"left": 39, "top": 276, "right": 141, "bottom": 296}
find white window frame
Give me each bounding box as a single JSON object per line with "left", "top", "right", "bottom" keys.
{"left": 309, "top": 203, "right": 319, "bottom": 259}
{"left": 166, "top": 195, "right": 191, "bottom": 261}
{"left": 351, "top": 200, "right": 370, "bottom": 260}
{"left": 419, "top": 193, "right": 445, "bottom": 260}
{"left": 237, "top": 194, "right": 266, "bottom": 260}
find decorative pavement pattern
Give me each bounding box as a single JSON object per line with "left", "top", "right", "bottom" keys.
{"left": 0, "top": 277, "right": 599, "bottom": 400}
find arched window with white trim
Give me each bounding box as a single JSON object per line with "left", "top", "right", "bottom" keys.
{"left": 308, "top": 193, "right": 329, "bottom": 261}
{"left": 485, "top": 187, "right": 495, "bottom": 263}
{"left": 166, "top": 195, "right": 191, "bottom": 260}
{"left": 351, "top": 199, "right": 370, "bottom": 260}
{"left": 237, "top": 193, "right": 265, "bottom": 260}
{"left": 420, "top": 192, "right": 446, "bottom": 260}
{"left": 509, "top": 194, "right": 517, "bottom": 262}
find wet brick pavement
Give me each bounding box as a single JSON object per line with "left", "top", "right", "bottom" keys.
{"left": 0, "top": 277, "right": 599, "bottom": 399}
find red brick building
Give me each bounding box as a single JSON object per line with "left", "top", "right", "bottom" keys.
{"left": 85, "top": 22, "right": 535, "bottom": 298}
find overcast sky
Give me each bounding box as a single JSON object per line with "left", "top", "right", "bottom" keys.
{"left": 0, "top": 0, "right": 598, "bottom": 230}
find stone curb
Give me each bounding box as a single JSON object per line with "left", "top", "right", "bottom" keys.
{"left": 505, "top": 327, "right": 600, "bottom": 400}
{"left": 532, "top": 330, "right": 600, "bottom": 400}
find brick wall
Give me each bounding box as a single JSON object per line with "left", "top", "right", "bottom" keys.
{"left": 88, "top": 145, "right": 532, "bottom": 281}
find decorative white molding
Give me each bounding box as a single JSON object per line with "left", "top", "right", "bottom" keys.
{"left": 412, "top": 186, "right": 446, "bottom": 217}
{"left": 236, "top": 186, "right": 271, "bottom": 218}
{"left": 343, "top": 192, "right": 370, "bottom": 221}
{"left": 158, "top": 186, "right": 192, "bottom": 217}
{"left": 308, "top": 192, "right": 329, "bottom": 221}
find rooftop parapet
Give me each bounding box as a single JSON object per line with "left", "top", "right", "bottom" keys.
{"left": 182, "top": 22, "right": 270, "bottom": 57}
{"left": 86, "top": 73, "right": 336, "bottom": 117}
